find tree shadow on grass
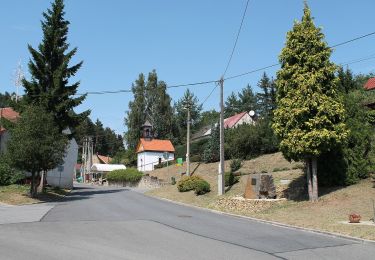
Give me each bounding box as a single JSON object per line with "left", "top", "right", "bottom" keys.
{"left": 283, "top": 174, "right": 345, "bottom": 201}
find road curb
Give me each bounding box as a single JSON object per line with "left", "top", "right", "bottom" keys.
{"left": 146, "top": 194, "right": 375, "bottom": 245}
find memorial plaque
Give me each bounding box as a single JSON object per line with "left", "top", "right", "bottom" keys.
{"left": 244, "top": 175, "right": 256, "bottom": 199}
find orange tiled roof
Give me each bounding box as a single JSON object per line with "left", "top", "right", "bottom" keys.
{"left": 0, "top": 108, "right": 19, "bottom": 135}
{"left": 136, "top": 138, "right": 175, "bottom": 153}
{"left": 97, "top": 154, "right": 112, "bottom": 164}
{"left": 364, "top": 78, "right": 375, "bottom": 90}
{"left": 0, "top": 107, "right": 19, "bottom": 122}
{"left": 224, "top": 112, "right": 247, "bottom": 128}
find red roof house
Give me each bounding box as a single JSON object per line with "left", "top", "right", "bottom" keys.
{"left": 0, "top": 107, "right": 19, "bottom": 123}
{"left": 364, "top": 78, "right": 375, "bottom": 91}
{"left": 224, "top": 112, "right": 249, "bottom": 128}
{"left": 364, "top": 78, "right": 375, "bottom": 110}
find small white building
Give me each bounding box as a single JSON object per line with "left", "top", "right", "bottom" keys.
{"left": 0, "top": 108, "right": 79, "bottom": 189}
{"left": 46, "top": 134, "right": 78, "bottom": 189}
{"left": 136, "top": 121, "right": 175, "bottom": 172}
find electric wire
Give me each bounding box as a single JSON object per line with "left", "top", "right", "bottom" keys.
{"left": 18, "top": 31, "right": 375, "bottom": 98}
{"left": 222, "top": 0, "right": 250, "bottom": 77}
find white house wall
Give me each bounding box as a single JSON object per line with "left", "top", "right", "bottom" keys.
{"left": 234, "top": 113, "right": 255, "bottom": 128}
{"left": 137, "top": 151, "right": 174, "bottom": 172}
{"left": 46, "top": 138, "right": 78, "bottom": 189}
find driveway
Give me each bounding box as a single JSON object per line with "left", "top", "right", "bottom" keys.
{"left": 0, "top": 184, "right": 374, "bottom": 259}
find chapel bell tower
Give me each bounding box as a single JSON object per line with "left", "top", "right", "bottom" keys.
{"left": 141, "top": 120, "right": 153, "bottom": 140}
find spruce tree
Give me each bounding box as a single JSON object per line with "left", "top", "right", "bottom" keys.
{"left": 238, "top": 84, "right": 257, "bottom": 113}
{"left": 272, "top": 3, "right": 347, "bottom": 201}
{"left": 175, "top": 89, "right": 203, "bottom": 143}
{"left": 337, "top": 66, "right": 356, "bottom": 94}
{"left": 257, "top": 72, "right": 276, "bottom": 117}
{"left": 23, "top": 0, "right": 89, "bottom": 133}
{"left": 224, "top": 92, "right": 240, "bottom": 117}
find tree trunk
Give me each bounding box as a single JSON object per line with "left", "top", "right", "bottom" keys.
{"left": 312, "top": 157, "right": 318, "bottom": 201}
{"left": 30, "top": 172, "right": 38, "bottom": 198}
{"left": 306, "top": 158, "right": 313, "bottom": 201}
{"left": 38, "top": 171, "right": 46, "bottom": 193}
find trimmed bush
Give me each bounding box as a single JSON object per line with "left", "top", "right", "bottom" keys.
{"left": 177, "top": 175, "right": 210, "bottom": 195}
{"left": 230, "top": 159, "right": 243, "bottom": 173}
{"left": 224, "top": 172, "right": 239, "bottom": 187}
{"left": 194, "top": 179, "right": 211, "bottom": 195}
{"left": 106, "top": 168, "right": 143, "bottom": 183}
{"left": 177, "top": 176, "right": 201, "bottom": 192}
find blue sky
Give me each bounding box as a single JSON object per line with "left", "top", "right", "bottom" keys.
{"left": 1, "top": 0, "right": 374, "bottom": 134}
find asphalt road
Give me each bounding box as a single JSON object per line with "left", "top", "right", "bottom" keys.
{"left": 0, "top": 184, "right": 374, "bottom": 260}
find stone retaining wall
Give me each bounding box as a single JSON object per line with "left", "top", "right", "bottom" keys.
{"left": 108, "top": 175, "right": 164, "bottom": 189}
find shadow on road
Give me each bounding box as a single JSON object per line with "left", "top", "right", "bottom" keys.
{"left": 59, "top": 185, "right": 128, "bottom": 202}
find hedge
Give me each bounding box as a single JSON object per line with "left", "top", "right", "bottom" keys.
{"left": 106, "top": 168, "right": 143, "bottom": 183}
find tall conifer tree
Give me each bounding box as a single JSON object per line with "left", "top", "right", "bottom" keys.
{"left": 272, "top": 3, "right": 347, "bottom": 201}
{"left": 23, "top": 0, "right": 88, "bottom": 132}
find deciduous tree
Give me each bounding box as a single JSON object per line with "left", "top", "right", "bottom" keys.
{"left": 7, "top": 106, "right": 68, "bottom": 197}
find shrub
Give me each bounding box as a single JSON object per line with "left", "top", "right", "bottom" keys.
{"left": 225, "top": 118, "right": 279, "bottom": 160}
{"left": 177, "top": 176, "right": 201, "bottom": 192}
{"left": 0, "top": 155, "right": 24, "bottom": 186}
{"left": 230, "top": 159, "right": 243, "bottom": 173}
{"left": 194, "top": 179, "right": 210, "bottom": 195}
{"left": 318, "top": 89, "right": 375, "bottom": 186}
{"left": 177, "top": 175, "right": 210, "bottom": 195}
{"left": 154, "top": 164, "right": 163, "bottom": 169}
{"left": 190, "top": 155, "right": 201, "bottom": 162}
{"left": 106, "top": 168, "right": 143, "bottom": 183}
{"left": 225, "top": 172, "right": 239, "bottom": 187}
{"left": 203, "top": 124, "right": 220, "bottom": 163}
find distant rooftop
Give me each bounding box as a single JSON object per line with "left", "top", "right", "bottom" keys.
{"left": 364, "top": 78, "right": 375, "bottom": 91}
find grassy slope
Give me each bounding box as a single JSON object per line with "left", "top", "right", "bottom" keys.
{"left": 146, "top": 152, "right": 375, "bottom": 240}
{"left": 0, "top": 185, "right": 70, "bottom": 205}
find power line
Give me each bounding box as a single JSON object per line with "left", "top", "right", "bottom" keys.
{"left": 330, "top": 31, "right": 375, "bottom": 48}
{"left": 200, "top": 84, "right": 218, "bottom": 107}
{"left": 340, "top": 53, "right": 375, "bottom": 66}
{"left": 224, "top": 31, "right": 375, "bottom": 81}
{"left": 19, "top": 31, "right": 375, "bottom": 98}
{"left": 223, "top": 0, "right": 250, "bottom": 77}
{"left": 224, "top": 63, "right": 279, "bottom": 81}
{"left": 74, "top": 79, "right": 219, "bottom": 96}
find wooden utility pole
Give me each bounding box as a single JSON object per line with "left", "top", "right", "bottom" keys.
{"left": 218, "top": 77, "right": 225, "bottom": 195}
{"left": 81, "top": 137, "right": 87, "bottom": 182}
{"left": 81, "top": 136, "right": 93, "bottom": 183}
{"left": 186, "top": 105, "right": 191, "bottom": 176}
